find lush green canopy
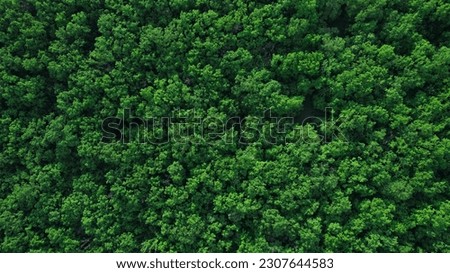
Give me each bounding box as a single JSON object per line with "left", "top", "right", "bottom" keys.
{"left": 0, "top": 0, "right": 449, "bottom": 252}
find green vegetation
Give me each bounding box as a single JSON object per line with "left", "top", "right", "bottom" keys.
{"left": 1, "top": 0, "right": 449, "bottom": 252}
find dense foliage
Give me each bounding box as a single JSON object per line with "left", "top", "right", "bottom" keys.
{"left": 1, "top": 0, "right": 449, "bottom": 252}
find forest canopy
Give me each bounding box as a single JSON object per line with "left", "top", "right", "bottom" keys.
{"left": 0, "top": 0, "right": 449, "bottom": 252}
